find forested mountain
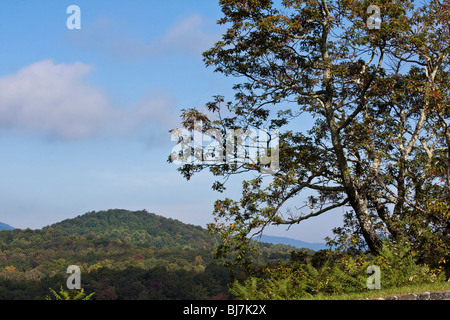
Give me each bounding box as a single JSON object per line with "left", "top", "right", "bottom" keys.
{"left": 0, "top": 209, "right": 297, "bottom": 300}
{"left": 46, "top": 209, "right": 218, "bottom": 249}
{"left": 0, "top": 222, "right": 14, "bottom": 231}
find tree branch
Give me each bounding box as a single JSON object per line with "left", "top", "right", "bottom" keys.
{"left": 276, "top": 198, "right": 349, "bottom": 225}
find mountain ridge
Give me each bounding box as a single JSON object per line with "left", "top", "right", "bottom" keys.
{"left": 257, "top": 235, "right": 327, "bottom": 251}
{"left": 48, "top": 209, "right": 325, "bottom": 251}
{"left": 2, "top": 210, "right": 326, "bottom": 251}
{"left": 0, "top": 209, "right": 231, "bottom": 300}
{"left": 44, "top": 208, "right": 219, "bottom": 249}
{"left": 0, "top": 222, "right": 14, "bottom": 231}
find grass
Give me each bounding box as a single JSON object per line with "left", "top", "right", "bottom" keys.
{"left": 307, "top": 281, "right": 450, "bottom": 300}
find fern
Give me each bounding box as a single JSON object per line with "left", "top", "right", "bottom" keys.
{"left": 46, "top": 286, "right": 95, "bottom": 300}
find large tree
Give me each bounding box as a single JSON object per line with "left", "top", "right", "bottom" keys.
{"left": 169, "top": 0, "right": 450, "bottom": 266}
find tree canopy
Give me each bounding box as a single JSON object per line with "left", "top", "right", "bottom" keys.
{"left": 169, "top": 0, "right": 450, "bottom": 272}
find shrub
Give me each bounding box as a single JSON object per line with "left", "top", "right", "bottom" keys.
{"left": 230, "top": 240, "right": 446, "bottom": 300}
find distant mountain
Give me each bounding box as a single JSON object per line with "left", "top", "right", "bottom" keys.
{"left": 0, "top": 222, "right": 14, "bottom": 231}
{"left": 257, "top": 235, "right": 328, "bottom": 251}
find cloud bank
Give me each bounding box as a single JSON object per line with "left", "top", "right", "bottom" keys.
{"left": 0, "top": 60, "right": 179, "bottom": 140}
{"left": 0, "top": 60, "right": 111, "bottom": 139}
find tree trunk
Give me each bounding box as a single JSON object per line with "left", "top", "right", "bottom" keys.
{"left": 328, "top": 114, "right": 383, "bottom": 253}
{"left": 350, "top": 193, "right": 383, "bottom": 253}
{"left": 320, "top": 2, "right": 382, "bottom": 254}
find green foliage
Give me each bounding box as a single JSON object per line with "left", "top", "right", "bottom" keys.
{"left": 46, "top": 209, "right": 218, "bottom": 249}
{"left": 1, "top": 209, "right": 446, "bottom": 300}
{"left": 46, "top": 286, "right": 94, "bottom": 300}
{"left": 230, "top": 276, "right": 309, "bottom": 300}
{"left": 370, "top": 240, "right": 442, "bottom": 288}
{"left": 171, "top": 0, "right": 450, "bottom": 274}
{"left": 0, "top": 209, "right": 297, "bottom": 300}
{"left": 230, "top": 240, "right": 447, "bottom": 300}
{"left": 230, "top": 262, "right": 364, "bottom": 300}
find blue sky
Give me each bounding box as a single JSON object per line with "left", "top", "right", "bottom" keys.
{"left": 0, "top": 1, "right": 343, "bottom": 243}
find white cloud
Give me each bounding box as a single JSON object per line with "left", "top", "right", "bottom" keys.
{"left": 0, "top": 60, "right": 181, "bottom": 141}
{"left": 0, "top": 60, "right": 112, "bottom": 139}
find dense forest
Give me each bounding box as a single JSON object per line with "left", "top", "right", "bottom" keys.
{"left": 0, "top": 209, "right": 299, "bottom": 300}
{"left": 1, "top": 209, "right": 448, "bottom": 300}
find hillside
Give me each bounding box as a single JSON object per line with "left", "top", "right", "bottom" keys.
{"left": 45, "top": 209, "right": 218, "bottom": 249}
{"left": 0, "top": 209, "right": 228, "bottom": 299}
{"left": 0, "top": 209, "right": 296, "bottom": 300}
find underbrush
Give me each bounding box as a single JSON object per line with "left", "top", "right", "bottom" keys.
{"left": 230, "top": 241, "right": 449, "bottom": 300}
